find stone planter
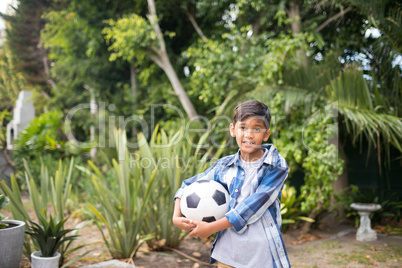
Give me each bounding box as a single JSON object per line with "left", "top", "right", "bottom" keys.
{"left": 0, "top": 220, "right": 25, "bottom": 268}
{"left": 31, "top": 251, "right": 61, "bottom": 268}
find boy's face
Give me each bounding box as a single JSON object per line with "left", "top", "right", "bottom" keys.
{"left": 230, "top": 116, "right": 271, "bottom": 161}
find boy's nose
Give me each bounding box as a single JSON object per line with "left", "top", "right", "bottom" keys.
{"left": 244, "top": 129, "right": 253, "bottom": 137}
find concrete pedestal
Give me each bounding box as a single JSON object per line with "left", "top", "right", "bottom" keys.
{"left": 356, "top": 211, "right": 377, "bottom": 241}
{"left": 350, "top": 203, "right": 381, "bottom": 242}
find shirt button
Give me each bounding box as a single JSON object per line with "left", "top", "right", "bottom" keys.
{"left": 235, "top": 189, "right": 239, "bottom": 193}
{"left": 241, "top": 172, "right": 245, "bottom": 175}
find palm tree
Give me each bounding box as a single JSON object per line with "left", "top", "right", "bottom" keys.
{"left": 214, "top": 61, "right": 401, "bottom": 232}
{"left": 208, "top": 0, "right": 401, "bottom": 232}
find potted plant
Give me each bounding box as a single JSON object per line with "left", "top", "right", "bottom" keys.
{"left": 0, "top": 194, "right": 26, "bottom": 268}
{"left": 26, "top": 215, "right": 77, "bottom": 268}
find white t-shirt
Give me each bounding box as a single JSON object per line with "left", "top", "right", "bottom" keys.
{"left": 211, "top": 153, "right": 273, "bottom": 268}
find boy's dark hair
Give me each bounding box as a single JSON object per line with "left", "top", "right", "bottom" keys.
{"left": 233, "top": 100, "right": 271, "bottom": 129}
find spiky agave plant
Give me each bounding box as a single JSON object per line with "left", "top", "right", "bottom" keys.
{"left": 25, "top": 215, "right": 77, "bottom": 257}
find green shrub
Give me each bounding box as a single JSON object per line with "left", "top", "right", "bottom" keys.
{"left": 11, "top": 110, "right": 89, "bottom": 188}
{"left": 77, "top": 129, "right": 155, "bottom": 258}
{"left": 280, "top": 184, "right": 314, "bottom": 232}
{"left": 0, "top": 158, "right": 89, "bottom": 266}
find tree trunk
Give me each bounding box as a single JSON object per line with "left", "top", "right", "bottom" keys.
{"left": 321, "top": 124, "right": 348, "bottom": 226}
{"left": 286, "top": 2, "right": 307, "bottom": 66}
{"left": 130, "top": 61, "right": 138, "bottom": 101}
{"left": 333, "top": 151, "right": 348, "bottom": 195}
{"left": 287, "top": 4, "right": 301, "bottom": 34}
{"left": 147, "top": 0, "right": 199, "bottom": 120}
{"left": 330, "top": 122, "right": 348, "bottom": 198}
{"left": 252, "top": 14, "right": 262, "bottom": 36}
{"left": 331, "top": 140, "right": 348, "bottom": 216}
{"left": 302, "top": 206, "right": 320, "bottom": 233}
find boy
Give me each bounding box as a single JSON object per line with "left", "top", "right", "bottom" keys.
{"left": 173, "top": 100, "right": 290, "bottom": 268}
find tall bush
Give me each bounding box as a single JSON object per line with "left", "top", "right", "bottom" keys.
{"left": 11, "top": 110, "right": 89, "bottom": 189}
{"left": 280, "top": 184, "right": 314, "bottom": 232}
{"left": 0, "top": 158, "right": 88, "bottom": 266}
{"left": 77, "top": 129, "right": 156, "bottom": 258}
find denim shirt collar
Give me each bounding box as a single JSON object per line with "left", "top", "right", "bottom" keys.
{"left": 225, "top": 144, "right": 274, "bottom": 168}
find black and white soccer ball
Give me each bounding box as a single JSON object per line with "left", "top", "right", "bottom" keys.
{"left": 180, "top": 180, "right": 230, "bottom": 222}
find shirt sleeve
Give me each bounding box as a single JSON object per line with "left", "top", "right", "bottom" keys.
{"left": 225, "top": 159, "right": 288, "bottom": 233}
{"left": 174, "top": 159, "right": 220, "bottom": 200}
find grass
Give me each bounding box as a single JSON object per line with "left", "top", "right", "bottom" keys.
{"left": 329, "top": 254, "right": 347, "bottom": 266}
{"left": 384, "top": 225, "right": 402, "bottom": 236}
{"left": 375, "top": 224, "right": 402, "bottom": 236}
{"left": 321, "top": 241, "right": 343, "bottom": 249}
{"left": 303, "top": 245, "right": 317, "bottom": 253}
{"left": 321, "top": 241, "right": 343, "bottom": 255}
{"left": 329, "top": 243, "right": 402, "bottom": 266}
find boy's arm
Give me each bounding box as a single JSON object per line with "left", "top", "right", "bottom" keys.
{"left": 226, "top": 165, "right": 288, "bottom": 233}
{"left": 172, "top": 198, "right": 196, "bottom": 232}
{"left": 187, "top": 166, "right": 287, "bottom": 238}
{"left": 189, "top": 217, "right": 232, "bottom": 239}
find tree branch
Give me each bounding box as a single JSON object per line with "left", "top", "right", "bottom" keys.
{"left": 130, "top": 60, "right": 138, "bottom": 101}
{"left": 147, "top": 0, "right": 167, "bottom": 54}
{"left": 185, "top": 9, "right": 207, "bottom": 40}
{"left": 39, "top": 45, "right": 57, "bottom": 89}
{"left": 147, "top": 52, "right": 164, "bottom": 70}
{"left": 146, "top": 0, "right": 199, "bottom": 120}
{"left": 315, "top": 6, "right": 353, "bottom": 32}
{"left": 40, "top": 90, "right": 51, "bottom": 99}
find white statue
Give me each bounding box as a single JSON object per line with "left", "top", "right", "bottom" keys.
{"left": 6, "top": 90, "right": 35, "bottom": 150}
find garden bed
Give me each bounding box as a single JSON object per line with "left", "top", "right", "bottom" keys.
{"left": 14, "top": 215, "right": 401, "bottom": 268}
{"left": 2, "top": 193, "right": 400, "bottom": 268}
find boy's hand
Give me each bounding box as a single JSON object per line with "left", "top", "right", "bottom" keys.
{"left": 190, "top": 217, "right": 233, "bottom": 239}
{"left": 172, "top": 216, "right": 196, "bottom": 232}
{"left": 172, "top": 198, "right": 196, "bottom": 232}
{"left": 189, "top": 220, "right": 213, "bottom": 239}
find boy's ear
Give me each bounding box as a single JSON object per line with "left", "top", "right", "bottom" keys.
{"left": 229, "top": 123, "right": 235, "bottom": 137}
{"left": 263, "top": 129, "right": 271, "bottom": 141}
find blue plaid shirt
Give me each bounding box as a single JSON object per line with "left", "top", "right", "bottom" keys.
{"left": 175, "top": 144, "right": 291, "bottom": 268}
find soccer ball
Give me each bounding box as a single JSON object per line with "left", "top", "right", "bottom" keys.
{"left": 180, "top": 180, "right": 230, "bottom": 222}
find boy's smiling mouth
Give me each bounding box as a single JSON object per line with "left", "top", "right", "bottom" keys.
{"left": 243, "top": 141, "right": 255, "bottom": 146}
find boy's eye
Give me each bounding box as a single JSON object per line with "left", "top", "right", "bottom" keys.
{"left": 240, "top": 126, "right": 247, "bottom": 130}
{"left": 253, "top": 128, "right": 261, "bottom": 133}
